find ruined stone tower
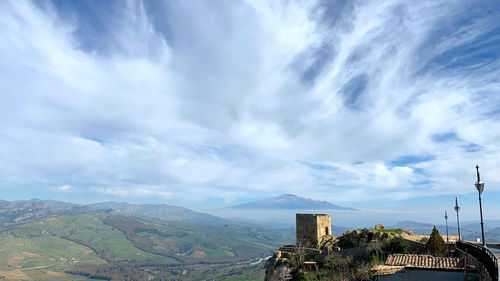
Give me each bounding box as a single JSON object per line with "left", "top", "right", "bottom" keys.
{"left": 296, "top": 213, "right": 331, "bottom": 247}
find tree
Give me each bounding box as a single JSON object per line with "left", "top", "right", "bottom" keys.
{"left": 426, "top": 226, "right": 448, "bottom": 256}
{"left": 383, "top": 237, "right": 409, "bottom": 254}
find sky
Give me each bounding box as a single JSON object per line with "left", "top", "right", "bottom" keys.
{"left": 1, "top": 0, "right": 500, "bottom": 218}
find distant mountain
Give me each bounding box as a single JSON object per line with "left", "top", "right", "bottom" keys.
{"left": 461, "top": 220, "right": 500, "bottom": 231}
{"left": 391, "top": 220, "right": 435, "bottom": 234}
{"left": 226, "top": 194, "right": 355, "bottom": 210}
{"left": 0, "top": 199, "right": 90, "bottom": 225}
{"left": 87, "top": 201, "right": 236, "bottom": 226}
{"left": 389, "top": 220, "right": 500, "bottom": 242}
{"left": 0, "top": 199, "right": 242, "bottom": 228}
{"left": 486, "top": 227, "right": 500, "bottom": 243}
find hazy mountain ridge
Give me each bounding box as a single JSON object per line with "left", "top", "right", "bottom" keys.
{"left": 390, "top": 220, "right": 500, "bottom": 242}
{"left": 0, "top": 198, "right": 91, "bottom": 225}
{"left": 87, "top": 201, "right": 236, "bottom": 226}
{"left": 0, "top": 199, "right": 245, "bottom": 228}
{"left": 227, "top": 194, "right": 355, "bottom": 210}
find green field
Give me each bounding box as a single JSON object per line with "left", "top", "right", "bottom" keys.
{"left": 6, "top": 212, "right": 178, "bottom": 264}
{"left": 189, "top": 263, "right": 267, "bottom": 281}
{"left": 0, "top": 234, "right": 104, "bottom": 281}
{"left": 0, "top": 211, "right": 292, "bottom": 280}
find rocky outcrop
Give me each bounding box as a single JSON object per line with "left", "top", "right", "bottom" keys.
{"left": 265, "top": 264, "right": 293, "bottom": 281}
{"left": 338, "top": 228, "right": 416, "bottom": 249}
{"left": 265, "top": 243, "right": 333, "bottom": 280}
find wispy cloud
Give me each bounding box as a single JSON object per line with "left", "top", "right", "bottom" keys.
{"left": 56, "top": 185, "right": 72, "bottom": 192}
{"left": 0, "top": 0, "right": 499, "bottom": 207}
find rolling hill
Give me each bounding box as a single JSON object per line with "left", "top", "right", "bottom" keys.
{"left": 0, "top": 199, "right": 90, "bottom": 225}
{"left": 0, "top": 199, "right": 251, "bottom": 228}
{"left": 0, "top": 210, "right": 293, "bottom": 281}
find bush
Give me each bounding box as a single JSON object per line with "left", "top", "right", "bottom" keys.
{"left": 337, "top": 237, "right": 355, "bottom": 249}
{"left": 382, "top": 237, "right": 409, "bottom": 254}
{"left": 426, "top": 226, "right": 447, "bottom": 256}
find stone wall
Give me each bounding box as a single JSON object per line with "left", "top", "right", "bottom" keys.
{"left": 296, "top": 213, "right": 331, "bottom": 247}
{"left": 316, "top": 215, "right": 331, "bottom": 237}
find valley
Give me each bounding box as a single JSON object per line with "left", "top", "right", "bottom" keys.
{"left": 0, "top": 200, "right": 293, "bottom": 281}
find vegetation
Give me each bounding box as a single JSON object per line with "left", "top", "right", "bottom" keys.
{"left": 337, "top": 237, "right": 356, "bottom": 249}
{"left": 382, "top": 237, "right": 410, "bottom": 254}
{"left": 0, "top": 211, "right": 292, "bottom": 281}
{"left": 266, "top": 225, "right": 440, "bottom": 281}
{"left": 288, "top": 226, "right": 450, "bottom": 280}
{"left": 289, "top": 253, "right": 376, "bottom": 281}
{"left": 426, "top": 226, "right": 448, "bottom": 256}
{"left": 377, "top": 228, "right": 406, "bottom": 235}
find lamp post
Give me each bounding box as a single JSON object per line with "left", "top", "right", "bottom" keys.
{"left": 455, "top": 197, "right": 461, "bottom": 241}
{"left": 475, "top": 165, "right": 486, "bottom": 247}
{"left": 444, "top": 210, "right": 449, "bottom": 242}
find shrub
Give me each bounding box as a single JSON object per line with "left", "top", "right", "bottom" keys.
{"left": 426, "top": 226, "right": 447, "bottom": 256}
{"left": 382, "top": 237, "right": 409, "bottom": 254}
{"left": 337, "top": 237, "right": 355, "bottom": 249}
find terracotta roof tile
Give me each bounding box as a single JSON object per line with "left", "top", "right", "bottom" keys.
{"left": 385, "top": 254, "right": 462, "bottom": 269}
{"left": 371, "top": 265, "right": 405, "bottom": 275}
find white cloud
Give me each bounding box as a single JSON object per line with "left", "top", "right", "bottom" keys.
{"left": 96, "top": 185, "right": 173, "bottom": 199}
{"left": 0, "top": 0, "right": 499, "bottom": 206}
{"left": 56, "top": 185, "right": 72, "bottom": 192}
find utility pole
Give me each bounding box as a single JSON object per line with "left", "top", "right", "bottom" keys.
{"left": 444, "top": 210, "right": 449, "bottom": 242}
{"left": 474, "top": 165, "right": 486, "bottom": 247}
{"left": 455, "top": 197, "right": 461, "bottom": 241}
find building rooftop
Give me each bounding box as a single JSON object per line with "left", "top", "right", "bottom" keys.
{"left": 386, "top": 254, "right": 462, "bottom": 269}
{"left": 371, "top": 265, "right": 405, "bottom": 275}
{"left": 372, "top": 254, "right": 464, "bottom": 276}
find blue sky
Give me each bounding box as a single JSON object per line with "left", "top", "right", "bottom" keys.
{"left": 1, "top": 0, "right": 500, "bottom": 218}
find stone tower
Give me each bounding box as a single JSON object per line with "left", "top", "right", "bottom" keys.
{"left": 296, "top": 213, "right": 331, "bottom": 247}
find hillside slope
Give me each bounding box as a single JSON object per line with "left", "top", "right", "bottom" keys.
{"left": 0, "top": 210, "right": 293, "bottom": 280}
{"left": 0, "top": 199, "right": 90, "bottom": 225}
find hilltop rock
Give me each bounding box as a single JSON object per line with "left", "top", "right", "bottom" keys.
{"left": 265, "top": 264, "right": 293, "bottom": 281}
{"left": 336, "top": 228, "right": 416, "bottom": 249}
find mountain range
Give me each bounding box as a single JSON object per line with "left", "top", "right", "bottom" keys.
{"left": 0, "top": 199, "right": 238, "bottom": 228}
{"left": 0, "top": 199, "right": 90, "bottom": 224}
{"left": 226, "top": 194, "right": 355, "bottom": 210}
{"left": 2, "top": 198, "right": 498, "bottom": 243}
{"left": 390, "top": 220, "right": 500, "bottom": 242}
{"left": 0, "top": 194, "right": 355, "bottom": 230}
{"left": 88, "top": 201, "right": 233, "bottom": 226}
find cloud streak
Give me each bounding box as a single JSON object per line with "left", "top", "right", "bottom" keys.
{"left": 0, "top": 0, "right": 499, "bottom": 207}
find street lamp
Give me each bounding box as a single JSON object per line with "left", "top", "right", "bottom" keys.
{"left": 455, "top": 197, "right": 461, "bottom": 241}
{"left": 444, "top": 210, "right": 449, "bottom": 242}
{"left": 475, "top": 165, "right": 486, "bottom": 247}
